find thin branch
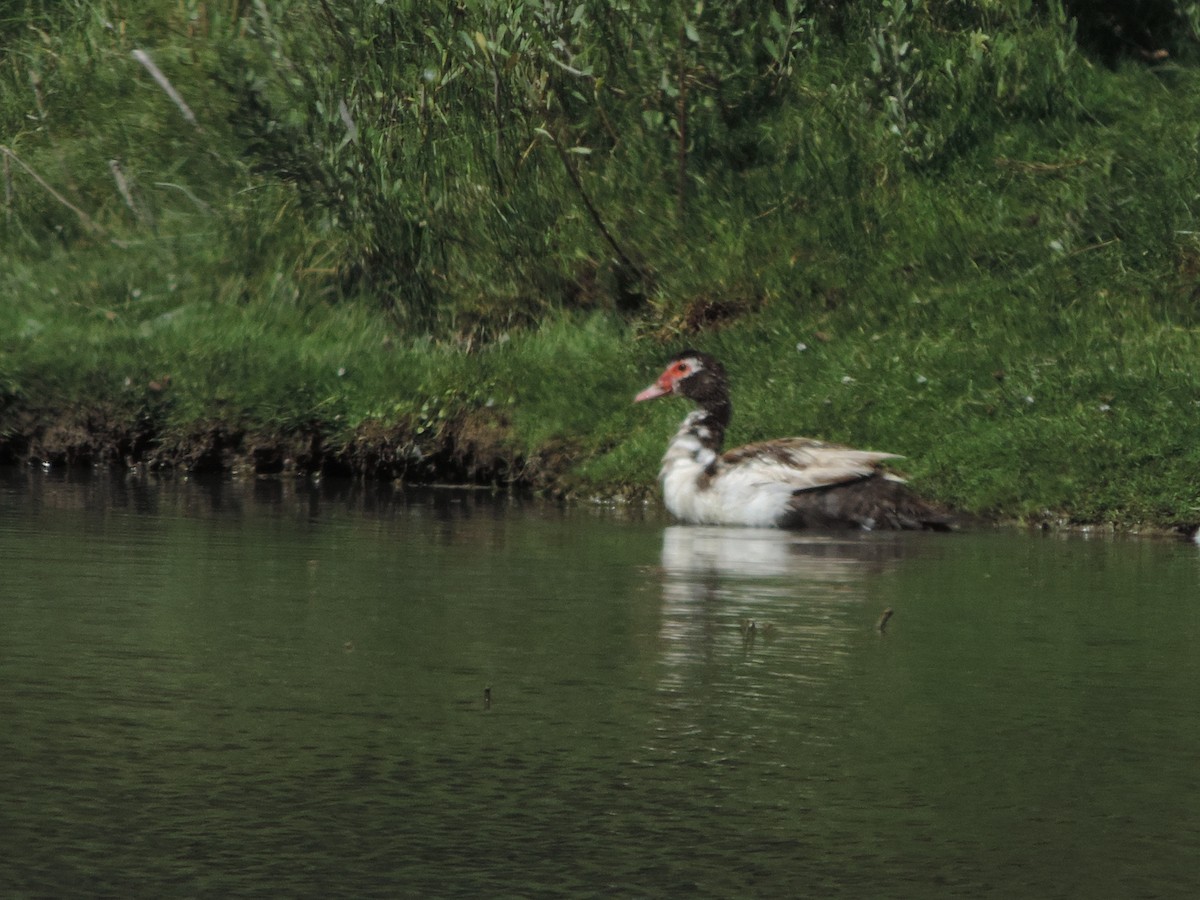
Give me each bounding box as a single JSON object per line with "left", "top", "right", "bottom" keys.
{"left": 336, "top": 98, "right": 358, "bottom": 149}
{"left": 132, "top": 49, "right": 202, "bottom": 131}
{"left": 153, "top": 181, "right": 212, "bottom": 214}
{"left": 109, "top": 158, "right": 154, "bottom": 229}
{"left": 539, "top": 126, "right": 644, "bottom": 281}
{"left": 994, "top": 156, "right": 1087, "bottom": 174}
{"left": 545, "top": 54, "right": 590, "bottom": 78}
{"left": 314, "top": 0, "right": 354, "bottom": 59}
{"left": 1068, "top": 238, "right": 1118, "bottom": 257}
{"left": 676, "top": 23, "right": 688, "bottom": 222}
{"left": 3, "top": 152, "right": 11, "bottom": 224}
{"left": 0, "top": 145, "right": 105, "bottom": 236}
{"left": 29, "top": 69, "right": 46, "bottom": 120}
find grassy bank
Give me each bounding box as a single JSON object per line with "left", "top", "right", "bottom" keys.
{"left": 3, "top": 2, "right": 1200, "bottom": 529}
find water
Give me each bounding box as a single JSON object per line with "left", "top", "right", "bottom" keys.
{"left": 2, "top": 470, "right": 1198, "bottom": 898}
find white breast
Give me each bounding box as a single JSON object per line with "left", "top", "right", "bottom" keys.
{"left": 658, "top": 425, "right": 797, "bottom": 528}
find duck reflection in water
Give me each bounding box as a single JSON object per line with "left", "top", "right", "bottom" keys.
{"left": 654, "top": 526, "right": 922, "bottom": 697}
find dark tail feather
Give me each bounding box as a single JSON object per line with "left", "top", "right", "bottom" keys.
{"left": 781, "top": 475, "right": 956, "bottom": 532}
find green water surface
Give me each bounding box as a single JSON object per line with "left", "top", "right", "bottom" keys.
{"left": 2, "top": 471, "right": 1198, "bottom": 898}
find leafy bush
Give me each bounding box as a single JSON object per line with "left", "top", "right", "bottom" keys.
{"left": 0, "top": 0, "right": 1197, "bottom": 339}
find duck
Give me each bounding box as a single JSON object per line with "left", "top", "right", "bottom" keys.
{"left": 634, "top": 350, "right": 953, "bottom": 530}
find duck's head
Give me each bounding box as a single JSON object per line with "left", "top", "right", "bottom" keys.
{"left": 635, "top": 350, "right": 730, "bottom": 420}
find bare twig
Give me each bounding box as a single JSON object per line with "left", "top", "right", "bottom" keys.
{"left": 132, "top": 49, "right": 201, "bottom": 131}
{"left": 110, "top": 159, "right": 137, "bottom": 217}
{"left": 539, "top": 125, "right": 644, "bottom": 282}
{"left": 109, "top": 159, "right": 154, "bottom": 229}
{"left": 676, "top": 23, "right": 688, "bottom": 221}
{"left": 3, "top": 152, "right": 11, "bottom": 224}
{"left": 994, "top": 156, "right": 1087, "bottom": 174}
{"left": 0, "top": 145, "right": 104, "bottom": 236}
{"left": 545, "top": 55, "right": 590, "bottom": 78}
{"left": 336, "top": 98, "right": 358, "bottom": 150}
{"left": 29, "top": 69, "right": 46, "bottom": 120}
{"left": 314, "top": 0, "right": 354, "bottom": 59}
{"left": 1068, "top": 238, "right": 1118, "bottom": 257}
{"left": 153, "top": 181, "right": 212, "bottom": 214}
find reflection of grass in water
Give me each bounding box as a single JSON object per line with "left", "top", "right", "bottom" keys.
{"left": 3, "top": 4, "right": 1200, "bottom": 525}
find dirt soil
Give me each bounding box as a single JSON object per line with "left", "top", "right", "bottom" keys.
{"left": 0, "top": 404, "right": 578, "bottom": 490}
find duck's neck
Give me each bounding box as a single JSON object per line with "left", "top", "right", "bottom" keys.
{"left": 679, "top": 403, "right": 728, "bottom": 454}
{"left": 661, "top": 398, "right": 730, "bottom": 478}
{"left": 680, "top": 372, "right": 731, "bottom": 440}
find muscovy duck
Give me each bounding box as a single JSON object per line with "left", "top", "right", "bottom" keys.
{"left": 635, "top": 350, "right": 952, "bottom": 530}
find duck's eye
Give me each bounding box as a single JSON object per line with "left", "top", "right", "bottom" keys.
{"left": 673, "top": 362, "right": 689, "bottom": 375}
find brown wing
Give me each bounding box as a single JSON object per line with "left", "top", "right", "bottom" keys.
{"left": 720, "top": 438, "right": 904, "bottom": 491}
{"left": 780, "top": 473, "right": 956, "bottom": 531}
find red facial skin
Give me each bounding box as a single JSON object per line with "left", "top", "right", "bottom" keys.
{"left": 634, "top": 359, "right": 692, "bottom": 403}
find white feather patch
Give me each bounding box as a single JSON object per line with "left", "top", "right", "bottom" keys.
{"left": 658, "top": 431, "right": 903, "bottom": 527}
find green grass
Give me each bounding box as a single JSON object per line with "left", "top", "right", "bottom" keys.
{"left": 2, "top": 1, "right": 1200, "bottom": 528}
